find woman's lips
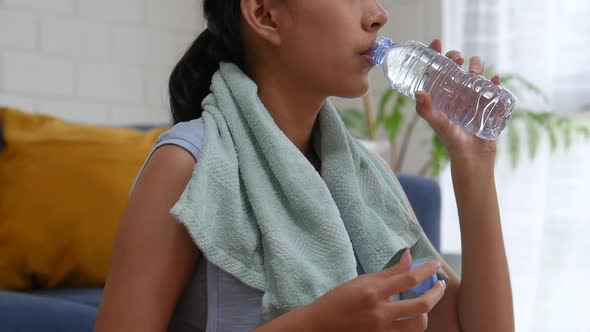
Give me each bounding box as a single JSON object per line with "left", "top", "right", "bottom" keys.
{"left": 360, "top": 53, "right": 374, "bottom": 66}
{"left": 360, "top": 44, "right": 375, "bottom": 66}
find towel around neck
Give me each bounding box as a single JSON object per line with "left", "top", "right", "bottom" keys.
{"left": 171, "top": 62, "right": 424, "bottom": 321}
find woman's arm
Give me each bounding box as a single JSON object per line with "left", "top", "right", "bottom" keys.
{"left": 398, "top": 40, "right": 515, "bottom": 332}
{"left": 412, "top": 46, "right": 514, "bottom": 332}
{"left": 424, "top": 158, "right": 513, "bottom": 332}
{"left": 428, "top": 161, "right": 514, "bottom": 332}
{"left": 450, "top": 158, "right": 513, "bottom": 332}
{"left": 94, "top": 145, "right": 201, "bottom": 332}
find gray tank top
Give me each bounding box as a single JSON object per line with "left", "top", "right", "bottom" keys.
{"left": 134, "top": 118, "right": 266, "bottom": 332}
{"left": 136, "top": 118, "right": 371, "bottom": 332}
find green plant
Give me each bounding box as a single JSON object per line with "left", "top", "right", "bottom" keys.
{"left": 338, "top": 70, "right": 590, "bottom": 177}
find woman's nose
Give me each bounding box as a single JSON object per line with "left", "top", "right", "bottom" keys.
{"left": 363, "top": 2, "right": 389, "bottom": 32}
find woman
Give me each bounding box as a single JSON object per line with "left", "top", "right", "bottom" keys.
{"left": 94, "top": 0, "right": 514, "bottom": 331}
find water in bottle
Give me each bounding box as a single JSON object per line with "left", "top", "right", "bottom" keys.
{"left": 370, "top": 36, "right": 516, "bottom": 140}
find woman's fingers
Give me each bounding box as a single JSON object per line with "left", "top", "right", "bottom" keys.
{"left": 376, "top": 249, "right": 413, "bottom": 278}
{"left": 468, "top": 57, "right": 500, "bottom": 85}
{"left": 428, "top": 39, "right": 442, "bottom": 53}
{"left": 378, "top": 259, "right": 442, "bottom": 297}
{"left": 429, "top": 39, "right": 463, "bottom": 66}
{"left": 445, "top": 50, "right": 464, "bottom": 66}
{"left": 439, "top": 48, "right": 503, "bottom": 88}
{"left": 491, "top": 75, "right": 501, "bottom": 85}
{"left": 385, "top": 279, "right": 447, "bottom": 319}
{"left": 390, "top": 314, "right": 428, "bottom": 331}
{"left": 469, "top": 56, "right": 484, "bottom": 75}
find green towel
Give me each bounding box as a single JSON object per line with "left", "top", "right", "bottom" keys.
{"left": 171, "top": 62, "right": 427, "bottom": 321}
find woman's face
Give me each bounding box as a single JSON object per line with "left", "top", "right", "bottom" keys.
{"left": 277, "top": 0, "right": 389, "bottom": 98}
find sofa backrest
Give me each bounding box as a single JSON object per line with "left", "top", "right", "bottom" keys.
{"left": 0, "top": 122, "right": 167, "bottom": 153}
{"left": 395, "top": 173, "right": 441, "bottom": 251}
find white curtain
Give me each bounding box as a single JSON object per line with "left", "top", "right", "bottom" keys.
{"left": 444, "top": 0, "right": 590, "bottom": 112}
{"left": 442, "top": 1, "right": 590, "bottom": 331}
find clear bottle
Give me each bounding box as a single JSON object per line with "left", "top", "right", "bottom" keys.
{"left": 370, "top": 36, "right": 516, "bottom": 140}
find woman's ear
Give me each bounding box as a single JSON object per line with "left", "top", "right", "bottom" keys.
{"left": 241, "top": 0, "right": 284, "bottom": 46}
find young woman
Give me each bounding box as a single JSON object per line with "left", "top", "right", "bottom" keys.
{"left": 94, "top": 0, "right": 514, "bottom": 331}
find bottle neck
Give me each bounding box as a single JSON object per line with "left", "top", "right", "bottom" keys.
{"left": 370, "top": 36, "right": 395, "bottom": 65}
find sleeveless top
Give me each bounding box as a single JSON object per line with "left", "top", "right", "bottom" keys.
{"left": 134, "top": 118, "right": 396, "bottom": 332}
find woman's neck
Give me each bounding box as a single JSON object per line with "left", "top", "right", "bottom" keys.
{"left": 250, "top": 64, "right": 326, "bottom": 165}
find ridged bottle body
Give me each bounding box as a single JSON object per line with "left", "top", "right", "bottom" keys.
{"left": 378, "top": 40, "right": 516, "bottom": 140}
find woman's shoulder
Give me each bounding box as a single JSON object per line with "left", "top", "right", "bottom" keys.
{"left": 155, "top": 117, "right": 205, "bottom": 161}
{"left": 130, "top": 118, "right": 204, "bottom": 194}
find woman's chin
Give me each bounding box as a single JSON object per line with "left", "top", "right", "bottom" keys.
{"left": 334, "top": 79, "right": 370, "bottom": 98}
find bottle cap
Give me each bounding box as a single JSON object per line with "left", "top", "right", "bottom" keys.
{"left": 409, "top": 261, "right": 439, "bottom": 296}
{"left": 370, "top": 36, "right": 395, "bottom": 65}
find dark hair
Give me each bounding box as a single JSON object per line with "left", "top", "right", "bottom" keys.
{"left": 169, "top": 0, "right": 245, "bottom": 124}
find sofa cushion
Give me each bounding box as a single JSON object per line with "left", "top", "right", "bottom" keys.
{"left": 0, "top": 125, "right": 4, "bottom": 151}
{"left": 30, "top": 288, "right": 103, "bottom": 307}
{"left": 0, "top": 108, "right": 167, "bottom": 290}
{"left": 0, "top": 291, "right": 97, "bottom": 332}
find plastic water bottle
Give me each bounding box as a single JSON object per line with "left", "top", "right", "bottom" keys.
{"left": 370, "top": 36, "right": 516, "bottom": 140}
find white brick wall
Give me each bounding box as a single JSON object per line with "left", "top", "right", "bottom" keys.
{"left": 41, "top": 17, "right": 109, "bottom": 58}
{"left": 0, "top": 0, "right": 204, "bottom": 125}
{"left": 78, "top": 64, "right": 143, "bottom": 103}
{"left": 78, "top": 0, "right": 143, "bottom": 23}
{"left": 2, "top": 53, "right": 75, "bottom": 96}
{"left": 0, "top": 10, "right": 37, "bottom": 50}
{"left": 145, "top": 0, "right": 201, "bottom": 32}
{"left": 4, "top": 0, "right": 75, "bottom": 15}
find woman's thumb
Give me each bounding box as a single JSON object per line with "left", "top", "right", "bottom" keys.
{"left": 415, "top": 91, "right": 434, "bottom": 123}
{"left": 415, "top": 91, "right": 451, "bottom": 137}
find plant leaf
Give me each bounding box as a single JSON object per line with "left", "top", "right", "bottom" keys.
{"left": 483, "top": 66, "right": 496, "bottom": 80}
{"left": 384, "top": 105, "right": 404, "bottom": 146}
{"left": 501, "top": 73, "right": 551, "bottom": 104}
{"left": 430, "top": 136, "right": 449, "bottom": 177}
{"left": 395, "top": 93, "right": 409, "bottom": 110}
{"left": 337, "top": 107, "right": 369, "bottom": 139}
{"left": 525, "top": 115, "right": 540, "bottom": 161}
{"left": 525, "top": 112, "right": 560, "bottom": 152}
{"left": 556, "top": 118, "right": 573, "bottom": 150}
{"left": 577, "top": 126, "right": 590, "bottom": 140}
{"left": 377, "top": 89, "right": 395, "bottom": 128}
{"left": 544, "top": 120, "right": 558, "bottom": 152}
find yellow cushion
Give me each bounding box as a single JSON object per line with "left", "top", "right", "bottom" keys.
{"left": 0, "top": 108, "right": 168, "bottom": 290}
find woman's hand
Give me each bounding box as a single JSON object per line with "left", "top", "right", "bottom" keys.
{"left": 415, "top": 39, "right": 501, "bottom": 164}
{"left": 411, "top": 41, "right": 515, "bottom": 332}
{"left": 303, "top": 250, "right": 446, "bottom": 332}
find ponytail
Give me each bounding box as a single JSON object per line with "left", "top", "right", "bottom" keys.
{"left": 169, "top": 0, "right": 244, "bottom": 124}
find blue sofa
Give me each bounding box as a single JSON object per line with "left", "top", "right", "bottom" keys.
{"left": 0, "top": 123, "right": 441, "bottom": 331}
